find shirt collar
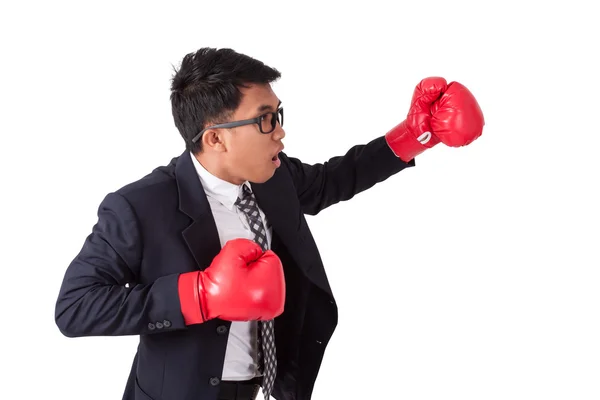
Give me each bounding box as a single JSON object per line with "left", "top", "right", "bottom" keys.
{"left": 189, "top": 151, "right": 250, "bottom": 211}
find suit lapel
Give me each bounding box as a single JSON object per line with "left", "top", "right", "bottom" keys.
{"left": 175, "top": 150, "right": 222, "bottom": 270}
{"left": 174, "top": 151, "right": 311, "bottom": 278}
{"left": 251, "top": 168, "right": 306, "bottom": 265}
{"left": 252, "top": 167, "right": 334, "bottom": 296}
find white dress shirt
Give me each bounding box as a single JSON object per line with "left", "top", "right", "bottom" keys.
{"left": 190, "top": 151, "right": 273, "bottom": 381}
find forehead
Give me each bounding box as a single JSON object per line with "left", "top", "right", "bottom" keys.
{"left": 236, "top": 84, "right": 279, "bottom": 115}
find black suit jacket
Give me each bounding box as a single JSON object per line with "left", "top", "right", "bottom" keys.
{"left": 55, "top": 135, "right": 414, "bottom": 400}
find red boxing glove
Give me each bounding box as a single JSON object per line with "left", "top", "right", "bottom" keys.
{"left": 385, "top": 77, "right": 448, "bottom": 162}
{"left": 431, "top": 81, "right": 484, "bottom": 147}
{"left": 178, "top": 238, "right": 286, "bottom": 325}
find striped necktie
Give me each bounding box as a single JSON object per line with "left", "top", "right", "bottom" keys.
{"left": 234, "top": 184, "right": 277, "bottom": 399}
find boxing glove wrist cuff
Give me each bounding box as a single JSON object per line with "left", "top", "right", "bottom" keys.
{"left": 384, "top": 120, "right": 437, "bottom": 162}
{"left": 178, "top": 271, "right": 205, "bottom": 325}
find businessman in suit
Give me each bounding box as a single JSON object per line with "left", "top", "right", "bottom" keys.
{"left": 55, "top": 47, "right": 484, "bottom": 400}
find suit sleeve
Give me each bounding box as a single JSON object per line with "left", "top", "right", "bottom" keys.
{"left": 55, "top": 192, "right": 186, "bottom": 337}
{"left": 281, "top": 135, "right": 416, "bottom": 215}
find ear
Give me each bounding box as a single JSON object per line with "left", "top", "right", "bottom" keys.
{"left": 201, "top": 129, "right": 227, "bottom": 152}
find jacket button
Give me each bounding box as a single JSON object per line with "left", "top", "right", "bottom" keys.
{"left": 147, "top": 323, "right": 155, "bottom": 330}
{"left": 216, "top": 325, "right": 228, "bottom": 335}
{"left": 163, "top": 320, "right": 171, "bottom": 328}
{"left": 156, "top": 322, "right": 164, "bottom": 329}
{"left": 209, "top": 377, "right": 220, "bottom": 386}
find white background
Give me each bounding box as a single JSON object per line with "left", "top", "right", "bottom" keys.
{"left": 1, "top": 1, "right": 599, "bottom": 399}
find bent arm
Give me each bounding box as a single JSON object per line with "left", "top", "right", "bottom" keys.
{"left": 55, "top": 192, "right": 185, "bottom": 337}
{"left": 282, "top": 135, "right": 415, "bottom": 215}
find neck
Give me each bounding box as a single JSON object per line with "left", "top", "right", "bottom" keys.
{"left": 194, "top": 152, "right": 243, "bottom": 185}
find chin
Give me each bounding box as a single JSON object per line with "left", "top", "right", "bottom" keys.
{"left": 249, "top": 169, "right": 276, "bottom": 184}
{"left": 252, "top": 174, "right": 274, "bottom": 184}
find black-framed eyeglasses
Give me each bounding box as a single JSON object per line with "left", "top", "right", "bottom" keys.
{"left": 191, "top": 108, "right": 284, "bottom": 144}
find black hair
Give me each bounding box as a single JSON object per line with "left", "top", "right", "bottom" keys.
{"left": 170, "top": 47, "right": 281, "bottom": 153}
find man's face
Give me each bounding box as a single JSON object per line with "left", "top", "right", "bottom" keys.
{"left": 207, "top": 83, "right": 285, "bottom": 184}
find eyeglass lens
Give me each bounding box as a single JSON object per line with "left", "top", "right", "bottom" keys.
{"left": 260, "top": 109, "right": 284, "bottom": 133}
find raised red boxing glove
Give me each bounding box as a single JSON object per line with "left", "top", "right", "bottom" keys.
{"left": 178, "top": 238, "right": 286, "bottom": 325}
{"left": 385, "top": 77, "right": 448, "bottom": 162}
{"left": 430, "top": 81, "right": 484, "bottom": 147}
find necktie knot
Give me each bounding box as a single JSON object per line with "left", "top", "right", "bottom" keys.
{"left": 238, "top": 184, "right": 252, "bottom": 199}
{"left": 235, "top": 185, "right": 257, "bottom": 211}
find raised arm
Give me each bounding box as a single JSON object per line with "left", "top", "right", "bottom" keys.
{"left": 281, "top": 135, "right": 414, "bottom": 216}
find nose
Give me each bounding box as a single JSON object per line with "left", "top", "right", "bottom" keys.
{"left": 272, "top": 124, "right": 285, "bottom": 140}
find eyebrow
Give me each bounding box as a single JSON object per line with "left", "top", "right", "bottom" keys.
{"left": 256, "top": 100, "right": 282, "bottom": 114}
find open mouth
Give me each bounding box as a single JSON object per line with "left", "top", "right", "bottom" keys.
{"left": 271, "top": 146, "right": 283, "bottom": 167}
{"left": 271, "top": 152, "right": 281, "bottom": 167}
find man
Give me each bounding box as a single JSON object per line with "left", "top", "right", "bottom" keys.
{"left": 55, "top": 47, "right": 484, "bottom": 400}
